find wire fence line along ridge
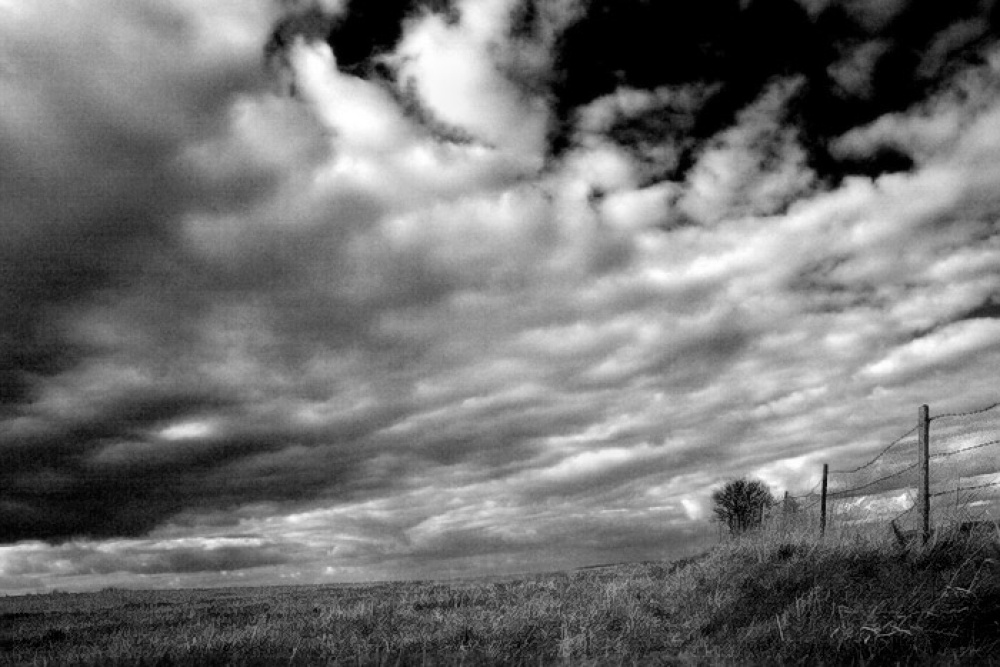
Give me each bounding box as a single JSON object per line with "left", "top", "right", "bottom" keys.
{"left": 786, "top": 402, "right": 999, "bottom": 541}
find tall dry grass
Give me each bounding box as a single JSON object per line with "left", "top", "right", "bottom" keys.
{"left": 2, "top": 515, "right": 998, "bottom": 665}
{"left": 674, "top": 508, "right": 1000, "bottom": 665}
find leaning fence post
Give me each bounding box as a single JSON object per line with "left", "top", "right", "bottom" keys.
{"left": 820, "top": 463, "right": 828, "bottom": 537}
{"left": 918, "top": 404, "right": 930, "bottom": 544}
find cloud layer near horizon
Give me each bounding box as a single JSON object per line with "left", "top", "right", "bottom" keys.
{"left": 1, "top": 0, "right": 999, "bottom": 591}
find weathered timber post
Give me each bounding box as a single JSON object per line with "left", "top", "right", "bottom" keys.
{"left": 820, "top": 463, "right": 828, "bottom": 537}
{"left": 918, "top": 404, "right": 931, "bottom": 544}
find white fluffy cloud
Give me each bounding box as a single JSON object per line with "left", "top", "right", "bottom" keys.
{"left": 678, "top": 79, "right": 815, "bottom": 224}
{"left": 393, "top": 0, "right": 550, "bottom": 158}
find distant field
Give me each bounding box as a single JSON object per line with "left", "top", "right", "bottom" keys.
{"left": 2, "top": 527, "right": 999, "bottom": 666}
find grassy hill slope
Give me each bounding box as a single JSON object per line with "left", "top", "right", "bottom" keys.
{"left": 1, "top": 525, "right": 998, "bottom": 665}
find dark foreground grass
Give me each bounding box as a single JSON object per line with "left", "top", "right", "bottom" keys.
{"left": 2, "top": 525, "right": 999, "bottom": 665}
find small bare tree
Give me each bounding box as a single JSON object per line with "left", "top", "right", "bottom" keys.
{"left": 712, "top": 477, "right": 775, "bottom": 535}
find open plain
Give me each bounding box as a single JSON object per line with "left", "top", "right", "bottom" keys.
{"left": 3, "top": 525, "right": 999, "bottom": 666}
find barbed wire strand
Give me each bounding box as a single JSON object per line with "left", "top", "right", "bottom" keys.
{"left": 930, "top": 401, "right": 1000, "bottom": 422}
{"left": 828, "top": 462, "right": 918, "bottom": 498}
{"left": 930, "top": 438, "right": 1000, "bottom": 460}
{"left": 830, "top": 426, "right": 919, "bottom": 474}
{"left": 930, "top": 478, "right": 1000, "bottom": 498}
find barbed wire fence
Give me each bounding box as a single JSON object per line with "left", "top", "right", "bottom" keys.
{"left": 779, "top": 402, "right": 1000, "bottom": 543}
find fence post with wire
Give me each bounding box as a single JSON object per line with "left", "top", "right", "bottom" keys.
{"left": 784, "top": 401, "right": 1000, "bottom": 540}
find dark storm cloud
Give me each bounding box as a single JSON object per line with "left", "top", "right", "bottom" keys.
{"left": 554, "top": 0, "right": 1000, "bottom": 180}
{"left": 0, "top": 0, "right": 332, "bottom": 542}
{"left": 0, "top": 2, "right": 273, "bottom": 412}
{"left": 0, "top": 383, "right": 419, "bottom": 542}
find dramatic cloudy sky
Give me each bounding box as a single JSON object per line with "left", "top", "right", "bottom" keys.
{"left": 2, "top": 0, "right": 1000, "bottom": 593}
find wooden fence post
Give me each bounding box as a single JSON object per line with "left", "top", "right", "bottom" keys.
{"left": 918, "top": 404, "right": 930, "bottom": 544}
{"left": 820, "top": 463, "right": 828, "bottom": 537}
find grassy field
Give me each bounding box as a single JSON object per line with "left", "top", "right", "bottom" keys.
{"left": 2, "top": 523, "right": 999, "bottom": 666}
